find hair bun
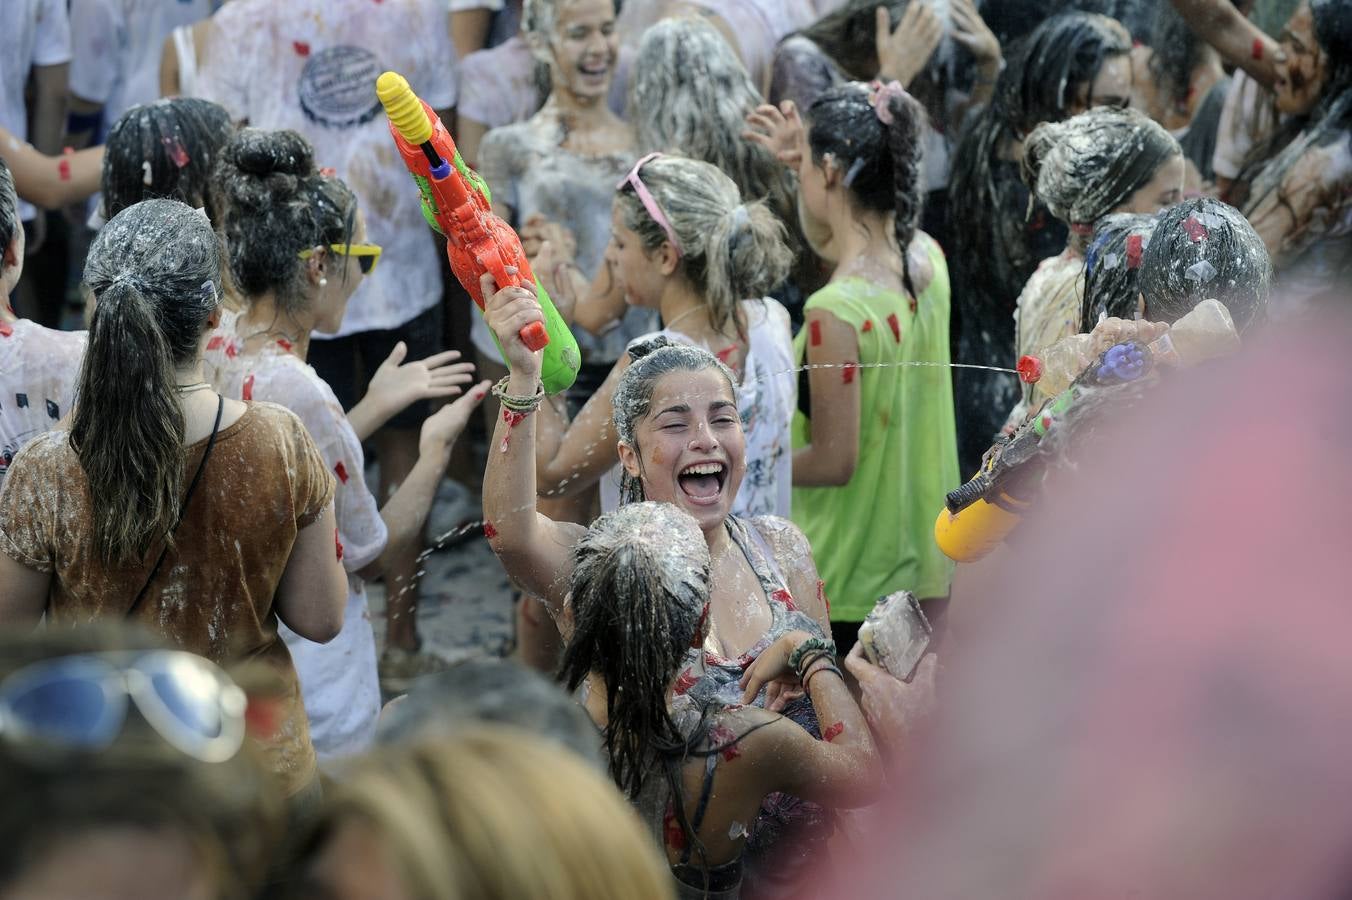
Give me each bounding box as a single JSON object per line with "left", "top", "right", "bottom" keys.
{"left": 231, "top": 129, "right": 313, "bottom": 178}
{"left": 626, "top": 335, "right": 673, "bottom": 361}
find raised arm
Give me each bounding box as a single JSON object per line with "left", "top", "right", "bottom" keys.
{"left": 480, "top": 271, "right": 587, "bottom": 613}
{"left": 1169, "top": 0, "right": 1280, "bottom": 87}
{"left": 793, "top": 308, "right": 861, "bottom": 486}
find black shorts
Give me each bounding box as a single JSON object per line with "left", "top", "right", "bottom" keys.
{"left": 308, "top": 304, "right": 445, "bottom": 431}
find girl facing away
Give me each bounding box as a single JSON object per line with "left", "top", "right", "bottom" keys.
{"left": 561, "top": 502, "right": 880, "bottom": 899}
{"left": 0, "top": 198, "right": 346, "bottom": 801}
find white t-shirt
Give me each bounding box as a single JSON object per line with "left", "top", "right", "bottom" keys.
{"left": 683, "top": 0, "right": 817, "bottom": 92}
{"left": 0, "top": 321, "right": 85, "bottom": 487}
{"left": 0, "top": 0, "right": 71, "bottom": 220}
{"left": 1212, "top": 70, "right": 1284, "bottom": 181}
{"left": 196, "top": 0, "right": 457, "bottom": 337}
{"left": 68, "top": 0, "right": 217, "bottom": 136}
{"left": 205, "top": 312, "right": 387, "bottom": 758}
{"left": 457, "top": 35, "right": 540, "bottom": 133}
{"left": 599, "top": 299, "right": 797, "bottom": 518}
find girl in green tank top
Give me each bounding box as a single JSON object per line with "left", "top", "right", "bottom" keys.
{"left": 750, "top": 80, "right": 959, "bottom": 631}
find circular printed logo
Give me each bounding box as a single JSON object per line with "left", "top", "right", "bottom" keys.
{"left": 298, "top": 46, "right": 384, "bottom": 129}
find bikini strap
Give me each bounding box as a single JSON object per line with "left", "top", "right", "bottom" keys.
{"left": 725, "top": 516, "right": 786, "bottom": 598}
{"left": 679, "top": 752, "right": 721, "bottom": 866}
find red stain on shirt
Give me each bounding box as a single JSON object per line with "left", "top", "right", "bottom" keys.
{"left": 276, "top": 338, "right": 293, "bottom": 352}
{"left": 842, "top": 363, "right": 857, "bottom": 385}
{"left": 809, "top": 319, "right": 822, "bottom": 347}
{"left": 823, "top": 721, "right": 845, "bottom": 742}
{"left": 771, "top": 588, "right": 797, "bottom": 611}
{"left": 887, "top": 312, "right": 901, "bottom": 343}
{"left": 862, "top": 319, "right": 873, "bottom": 333}
{"left": 242, "top": 374, "right": 254, "bottom": 401}
{"left": 334, "top": 461, "right": 349, "bottom": 483}
{"left": 206, "top": 335, "right": 225, "bottom": 351}
{"left": 673, "top": 668, "right": 700, "bottom": 695}
{"left": 225, "top": 342, "right": 238, "bottom": 359}
{"left": 292, "top": 41, "right": 311, "bottom": 56}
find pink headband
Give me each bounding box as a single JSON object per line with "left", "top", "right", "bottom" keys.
{"left": 617, "top": 152, "right": 684, "bottom": 259}
{"left": 868, "top": 80, "right": 907, "bottom": 125}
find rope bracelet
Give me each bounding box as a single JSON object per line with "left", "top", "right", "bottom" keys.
{"left": 793, "top": 649, "right": 836, "bottom": 682}
{"left": 802, "top": 661, "right": 844, "bottom": 694}
{"left": 491, "top": 376, "right": 545, "bottom": 414}
{"left": 787, "top": 637, "right": 836, "bottom": 675}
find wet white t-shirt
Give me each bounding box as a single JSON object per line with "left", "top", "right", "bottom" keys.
{"left": 196, "top": 0, "right": 457, "bottom": 337}
{"left": 599, "top": 299, "right": 797, "bottom": 518}
{"left": 0, "top": 0, "right": 71, "bottom": 221}
{"left": 0, "top": 320, "right": 85, "bottom": 487}
{"left": 68, "top": 0, "right": 216, "bottom": 136}
{"left": 205, "top": 312, "right": 387, "bottom": 758}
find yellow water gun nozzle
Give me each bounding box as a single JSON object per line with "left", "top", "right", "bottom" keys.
{"left": 377, "top": 71, "right": 433, "bottom": 146}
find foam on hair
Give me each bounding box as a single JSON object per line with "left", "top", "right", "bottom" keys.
{"left": 1021, "top": 106, "right": 1180, "bottom": 227}
{"left": 615, "top": 155, "right": 790, "bottom": 342}
{"left": 1138, "top": 198, "right": 1270, "bottom": 331}
{"left": 212, "top": 128, "right": 357, "bottom": 314}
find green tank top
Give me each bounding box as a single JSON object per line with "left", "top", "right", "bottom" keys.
{"left": 791, "top": 234, "right": 959, "bottom": 621}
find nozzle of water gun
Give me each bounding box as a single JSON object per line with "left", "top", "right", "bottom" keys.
{"left": 377, "top": 72, "right": 432, "bottom": 146}
{"left": 1017, "top": 355, "right": 1043, "bottom": 384}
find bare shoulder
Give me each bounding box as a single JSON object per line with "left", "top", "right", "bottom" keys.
{"left": 749, "top": 515, "right": 813, "bottom": 564}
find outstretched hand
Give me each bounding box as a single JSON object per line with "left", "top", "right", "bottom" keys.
{"left": 876, "top": 3, "right": 944, "bottom": 88}
{"left": 950, "top": 0, "right": 1001, "bottom": 64}
{"left": 419, "top": 379, "right": 492, "bottom": 460}
{"left": 365, "top": 342, "right": 478, "bottom": 420}
{"left": 744, "top": 101, "right": 806, "bottom": 169}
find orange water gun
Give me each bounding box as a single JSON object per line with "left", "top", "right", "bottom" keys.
{"left": 376, "top": 71, "right": 579, "bottom": 395}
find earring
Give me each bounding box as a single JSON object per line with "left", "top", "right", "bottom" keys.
{"left": 319, "top": 277, "right": 328, "bottom": 287}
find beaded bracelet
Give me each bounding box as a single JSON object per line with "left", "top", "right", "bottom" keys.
{"left": 491, "top": 376, "right": 545, "bottom": 413}
{"left": 787, "top": 637, "right": 836, "bottom": 677}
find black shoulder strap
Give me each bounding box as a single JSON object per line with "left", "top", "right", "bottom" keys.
{"left": 128, "top": 394, "right": 224, "bottom": 618}
{"left": 679, "top": 753, "right": 721, "bottom": 866}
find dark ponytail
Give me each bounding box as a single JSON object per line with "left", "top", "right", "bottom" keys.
{"left": 72, "top": 199, "right": 221, "bottom": 563}
{"left": 807, "top": 81, "right": 926, "bottom": 298}
{"left": 102, "top": 98, "right": 235, "bottom": 222}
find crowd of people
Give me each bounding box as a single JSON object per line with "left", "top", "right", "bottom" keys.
{"left": 0, "top": 0, "right": 1347, "bottom": 896}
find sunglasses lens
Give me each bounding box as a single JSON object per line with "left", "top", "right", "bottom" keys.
{"left": 358, "top": 255, "right": 375, "bottom": 275}
{"left": 2, "top": 660, "right": 118, "bottom": 747}
{"left": 141, "top": 654, "right": 227, "bottom": 741}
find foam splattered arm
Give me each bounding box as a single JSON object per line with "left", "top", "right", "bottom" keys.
{"left": 376, "top": 71, "right": 580, "bottom": 396}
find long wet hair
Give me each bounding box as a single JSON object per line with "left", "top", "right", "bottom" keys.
{"left": 1138, "top": 198, "right": 1271, "bottom": 331}
{"left": 212, "top": 129, "right": 357, "bottom": 315}
{"left": 559, "top": 502, "right": 712, "bottom": 801}
{"left": 102, "top": 98, "right": 234, "bottom": 223}
{"left": 611, "top": 337, "right": 738, "bottom": 506}
{"left": 1237, "top": 0, "right": 1352, "bottom": 217}
{"left": 1080, "top": 213, "right": 1156, "bottom": 331}
{"left": 72, "top": 200, "right": 221, "bottom": 564}
{"left": 616, "top": 155, "right": 790, "bottom": 344}
{"left": 1021, "top": 106, "right": 1180, "bottom": 229}
{"left": 950, "top": 13, "right": 1132, "bottom": 263}
{"left": 631, "top": 18, "right": 807, "bottom": 286}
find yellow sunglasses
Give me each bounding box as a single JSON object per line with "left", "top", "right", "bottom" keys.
{"left": 298, "top": 242, "right": 383, "bottom": 275}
